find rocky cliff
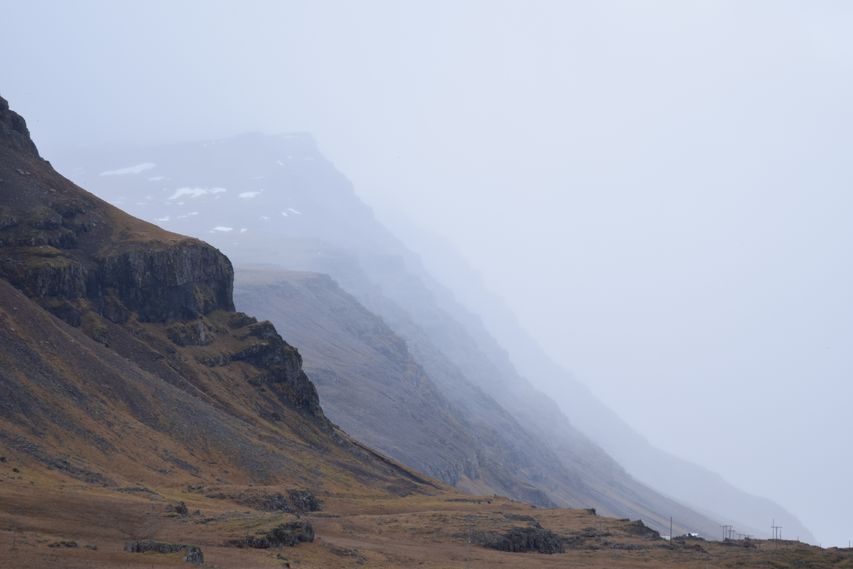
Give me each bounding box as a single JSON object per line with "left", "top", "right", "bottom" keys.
{"left": 55, "top": 129, "right": 732, "bottom": 537}
{"left": 0, "top": 95, "right": 436, "bottom": 491}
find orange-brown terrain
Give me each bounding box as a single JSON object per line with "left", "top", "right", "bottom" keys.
{"left": 0, "top": 95, "right": 850, "bottom": 568}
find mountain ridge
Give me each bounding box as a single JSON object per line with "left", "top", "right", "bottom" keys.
{"left": 57, "top": 129, "right": 745, "bottom": 536}
{"left": 2, "top": 95, "right": 845, "bottom": 569}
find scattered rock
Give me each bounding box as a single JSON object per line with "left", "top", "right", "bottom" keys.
{"left": 208, "top": 489, "right": 321, "bottom": 513}
{"left": 166, "top": 501, "right": 190, "bottom": 517}
{"left": 228, "top": 521, "right": 315, "bottom": 549}
{"left": 285, "top": 489, "right": 322, "bottom": 513}
{"left": 115, "top": 486, "right": 162, "bottom": 499}
{"left": 623, "top": 519, "right": 661, "bottom": 539}
{"left": 47, "top": 540, "right": 78, "bottom": 548}
{"left": 477, "top": 527, "right": 565, "bottom": 554}
{"left": 721, "top": 538, "right": 757, "bottom": 549}
{"left": 327, "top": 544, "right": 366, "bottom": 564}
{"left": 124, "top": 540, "right": 204, "bottom": 564}
{"left": 167, "top": 320, "right": 215, "bottom": 346}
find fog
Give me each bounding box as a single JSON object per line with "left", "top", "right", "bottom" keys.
{"left": 3, "top": 0, "right": 852, "bottom": 546}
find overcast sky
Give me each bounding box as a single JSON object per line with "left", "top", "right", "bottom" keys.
{"left": 2, "top": 0, "right": 852, "bottom": 546}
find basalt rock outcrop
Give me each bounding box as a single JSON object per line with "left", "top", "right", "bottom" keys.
{"left": 0, "top": 110, "right": 234, "bottom": 326}
{"left": 228, "top": 521, "right": 315, "bottom": 549}
{"left": 0, "top": 94, "right": 433, "bottom": 500}
{"left": 0, "top": 95, "right": 323, "bottom": 421}
{"left": 124, "top": 540, "right": 204, "bottom": 564}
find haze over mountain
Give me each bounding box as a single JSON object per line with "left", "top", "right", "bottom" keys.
{"left": 3, "top": 0, "right": 851, "bottom": 547}
{"left": 57, "top": 132, "right": 812, "bottom": 542}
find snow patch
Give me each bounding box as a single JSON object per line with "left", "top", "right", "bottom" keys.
{"left": 168, "top": 187, "right": 227, "bottom": 200}
{"left": 281, "top": 211, "right": 289, "bottom": 217}
{"left": 100, "top": 163, "right": 156, "bottom": 176}
{"left": 239, "top": 190, "right": 263, "bottom": 199}
{"left": 147, "top": 175, "right": 166, "bottom": 182}
{"left": 212, "top": 226, "right": 233, "bottom": 232}
{"left": 287, "top": 208, "right": 302, "bottom": 215}
{"left": 176, "top": 211, "right": 199, "bottom": 219}
{"left": 155, "top": 215, "right": 170, "bottom": 222}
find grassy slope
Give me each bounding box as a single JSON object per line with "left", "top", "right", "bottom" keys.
{"left": 1, "top": 98, "right": 845, "bottom": 567}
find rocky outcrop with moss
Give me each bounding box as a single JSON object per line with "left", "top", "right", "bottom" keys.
{"left": 0, "top": 94, "right": 321, "bottom": 423}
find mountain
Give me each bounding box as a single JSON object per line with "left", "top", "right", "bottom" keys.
{"left": 58, "top": 131, "right": 726, "bottom": 537}
{"left": 380, "top": 216, "right": 817, "bottom": 542}
{"left": 0, "top": 93, "right": 454, "bottom": 565}
{"left": 1, "top": 95, "right": 842, "bottom": 569}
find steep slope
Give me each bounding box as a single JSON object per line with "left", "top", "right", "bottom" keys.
{"left": 0, "top": 95, "right": 435, "bottom": 502}
{"left": 3, "top": 97, "right": 844, "bottom": 569}
{"left": 53, "top": 131, "right": 736, "bottom": 536}
{"left": 234, "top": 267, "right": 483, "bottom": 487}
{"left": 234, "top": 267, "right": 727, "bottom": 537}
{"left": 383, "top": 217, "right": 817, "bottom": 542}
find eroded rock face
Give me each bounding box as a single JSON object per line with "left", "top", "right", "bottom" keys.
{"left": 93, "top": 244, "right": 234, "bottom": 322}
{"left": 0, "top": 96, "right": 234, "bottom": 324}
{"left": 231, "top": 320, "right": 321, "bottom": 415}
{"left": 0, "top": 96, "right": 39, "bottom": 157}
{"left": 0, "top": 94, "right": 324, "bottom": 426}
{"left": 0, "top": 242, "right": 234, "bottom": 324}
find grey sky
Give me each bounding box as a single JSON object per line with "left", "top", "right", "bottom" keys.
{"left": 2, "top": 0, "right": 852, "bottom": 546}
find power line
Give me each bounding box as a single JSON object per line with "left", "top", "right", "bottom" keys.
{"left": 771, "top": 519, "right": 783, "bottom": 547}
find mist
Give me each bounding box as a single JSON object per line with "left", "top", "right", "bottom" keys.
{"left": 3, "top": 0, "right": 852, "bottom": 546}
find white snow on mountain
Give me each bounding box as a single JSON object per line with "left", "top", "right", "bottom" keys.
{"left": 239, "top": 190, "right": 263, "bottom": 199}
{"left": 287, "top": 207, "right": 302, "bottom": 215}
{"left": 167, "top": 187, "right": 227, "bottom": 200}
{"left": 100, "top": 162, "right": 156, "bottom": 176}
{"left": 212, "top": 226, "right": 233, "bottom": 232}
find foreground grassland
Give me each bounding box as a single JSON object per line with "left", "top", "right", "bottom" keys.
{"left": 1, "top": 467, "right": 850, "bottom": 569}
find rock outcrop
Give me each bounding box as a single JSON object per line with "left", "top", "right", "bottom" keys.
{"left": 124, "top": 540, "right": 204, "bottom": 564}
{"left": 0, "top": 96, "right": 38, "bottom": 156}
{"left": 228, "top": 522, "right": 315, "bottom": 549}
{"left": 0, "top": 94, "right": 324, "bottom": 420}
{"left": 477, "top": 526, "right": 565, "bottom": 554}
{"left": 0, "top": 95, "right": 436, "bottom": 497}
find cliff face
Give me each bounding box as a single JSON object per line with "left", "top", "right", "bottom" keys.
{"left": 0, "top": 96, "right": 38, "bottom": 156}
{"left": 0, "top": 96, "right": 432, "bottom": 491}
{"left": 235, "top": 268, "right": 483, "bottom": 486}
{"left": 0, "top": 99, "right": 234, "bottom": 325}
{"left": 54, "top": 129, "right": 729, "bottom": 536}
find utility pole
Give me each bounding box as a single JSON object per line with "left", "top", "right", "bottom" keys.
{"left": 670, "top": 517, "right": 673, "bottom": 548}
{"left": 771, "top": 519, "right": 783, "bottom": 548}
